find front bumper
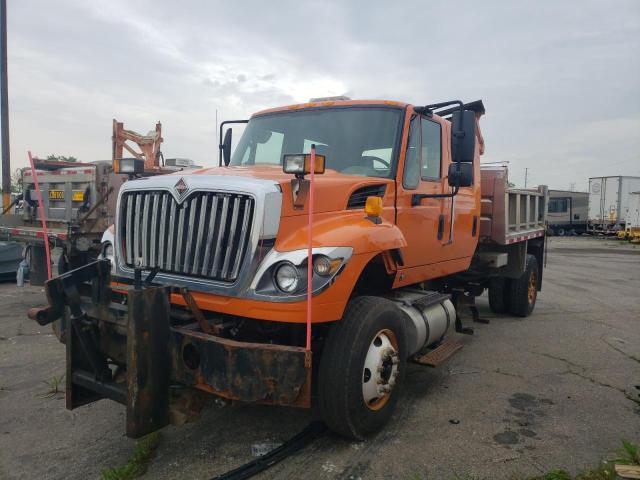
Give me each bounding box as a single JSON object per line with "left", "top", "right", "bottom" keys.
{"left": 30, "top": 260, "right": 312, "bottom": 438}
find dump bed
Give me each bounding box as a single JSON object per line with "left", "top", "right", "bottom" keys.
{"left": 0, "top": 161, "right": 127, "bottom": 248}
{"left": 479, "top": 166, "right": 547, "bottom": 245}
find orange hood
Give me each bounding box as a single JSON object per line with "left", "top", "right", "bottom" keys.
{"left": 186, "top": 165, "right": 395, "bottom": 216}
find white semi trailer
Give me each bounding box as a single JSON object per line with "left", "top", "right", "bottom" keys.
{"left": 588, "top": 176, "right": 640, "bottom": 234}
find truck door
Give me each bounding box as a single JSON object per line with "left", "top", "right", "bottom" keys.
{"left": 396, "top": 112, "right": 479, "bottom": 277}
{"left": 396, "top": 113, "right": 448, "bottom": 269}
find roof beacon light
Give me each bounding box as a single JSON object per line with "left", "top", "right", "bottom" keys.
{"left": 308, "top": 95, "right": 351, "bottom": 102}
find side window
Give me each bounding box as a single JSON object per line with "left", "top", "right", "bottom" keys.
{"left": 254, "top": 131, "right": 284, "bottom": 164}
{"left": 421, "top": 119, "right": 441, "bottom": 180}
{"left": 402, "top": 117, "right": 420, "bottom": 189}
{"left": 549, "top": 198, "right": 569, "bottom": 213}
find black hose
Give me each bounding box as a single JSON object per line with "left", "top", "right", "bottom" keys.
{"left": 210, "top": 421, "right": 327, "bottom": 480}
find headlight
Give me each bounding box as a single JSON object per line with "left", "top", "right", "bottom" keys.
{"left": 274, "top": 262, "right": 299, "bottom": 292}
{"left": 313, "top": 255, "right": 341, "bottom": 276}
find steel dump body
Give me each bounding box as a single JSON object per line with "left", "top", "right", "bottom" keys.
{"left": 479, "top": 166, "right": 547, "bottom": 245}
{"left": 0, "top": 161, "right": 128, "bottom": 283}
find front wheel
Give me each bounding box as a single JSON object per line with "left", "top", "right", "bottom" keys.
{"left": 318, "top": 296, "right": 407, "bottom": 440}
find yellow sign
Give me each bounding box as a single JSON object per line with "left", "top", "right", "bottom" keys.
{"left": 49, "top": 190, "right": 64, "bottom": 200}
{"left": 48, "top": 190, "right": 85, "bottom": 201}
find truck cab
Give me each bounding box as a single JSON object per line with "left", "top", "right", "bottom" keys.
{"left": 112, "top": 99, "right": 482, "bottom": 322}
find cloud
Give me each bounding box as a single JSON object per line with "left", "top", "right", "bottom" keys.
{"left": 3, "top": 0, "right": 639, "bottom": 189}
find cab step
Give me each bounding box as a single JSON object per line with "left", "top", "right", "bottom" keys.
{"left": 413, "top": 339, "right": 463, "bottom": 367}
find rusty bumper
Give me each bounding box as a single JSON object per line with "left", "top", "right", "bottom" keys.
{"left": 30, "top": 260, "right": 312, "bottom": 438}
{"left": 172, "top": 327, "right": 311, "bottom": 407}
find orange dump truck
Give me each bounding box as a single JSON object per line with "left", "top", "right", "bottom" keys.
{"left": 30, "top": 99, "right": 548, "bottom": 439}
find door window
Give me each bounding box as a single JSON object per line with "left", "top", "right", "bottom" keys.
{"left": 402, "top": 117, "right": 420, "bottom": 189}
{"left": 421, "top": 119, "right": 441, "bottom": 180}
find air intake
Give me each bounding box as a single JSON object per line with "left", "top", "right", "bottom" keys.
{"left": 347, "top": 184, "right": 386, "bottom": 209}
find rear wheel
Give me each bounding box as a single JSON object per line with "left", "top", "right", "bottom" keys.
{"left": 318, "top": 296, "right": 407, "bottom": 440}
{"left": 488, "top": 277, "right": 511, "bottom": 314}
{"left": 509, "top": 254, "right": 539, "bottom": 317}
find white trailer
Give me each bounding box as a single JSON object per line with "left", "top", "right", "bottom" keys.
{"left": 588, "top": 176, "right": 640, "bottom": 233}
{"left": 623, "top": 191, "right": 640, "bottom": 240}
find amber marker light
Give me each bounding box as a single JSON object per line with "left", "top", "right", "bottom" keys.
{"left": 365, "top": 196, "right": 383, "bottom": 218}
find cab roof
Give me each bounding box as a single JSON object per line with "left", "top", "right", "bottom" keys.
{"left": 253, "top": 99, "right": 410, "bottom": 118}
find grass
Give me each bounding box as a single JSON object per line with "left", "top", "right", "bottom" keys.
{"left": 525, "top": 466, "right": 616, "bottom": 480}
{"left": 519, "top": 440, "right": 639, "bottom": 480}
{"left": 411, "top": 440, "right": 639, "bottom": 480}
{"left": 38, "top": 374, "right": 64, "bottom": 398}
{"left": 101, "top": 432, "right": 161, "bottom": 480}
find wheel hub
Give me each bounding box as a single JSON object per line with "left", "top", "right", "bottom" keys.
{"left": 528, "top": 271, "right": 537, "bottom": 304}
{"left": 362, "top": 329, "right": 399, "bottom": 410}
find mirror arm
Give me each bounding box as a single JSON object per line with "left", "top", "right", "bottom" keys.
{"left": 411, "top": 185, "right": 460, "bottom": 207}
{"left": 218, "top": 119, "right": 248, "bottom": 166}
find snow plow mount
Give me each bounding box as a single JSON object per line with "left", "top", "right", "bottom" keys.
{"left": 28, "top": 260, "right": 312, "bottom": 438}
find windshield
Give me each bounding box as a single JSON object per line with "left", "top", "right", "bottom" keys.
{"left": 229, "top": 107, "right": 403, "bottom": 178}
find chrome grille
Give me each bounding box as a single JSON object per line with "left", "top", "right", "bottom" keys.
{"left": 119, "top": 190, "right": 254, "bottom": 282}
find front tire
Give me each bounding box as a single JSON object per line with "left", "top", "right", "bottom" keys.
{"left": 318, "top": 296, "right": 407, "bottom": 440}
{"left": 509, "top": 254, "right": 539, "bottom": 317}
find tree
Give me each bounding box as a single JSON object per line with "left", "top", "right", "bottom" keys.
{"left": 46, "top": 154, "right": 78, "bottom": 162}
{"left": 10, "top": 168, "right": 22, "bottom": 193}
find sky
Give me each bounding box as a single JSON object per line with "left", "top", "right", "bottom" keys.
{"left": 2, "top": 0, "right": 639, "bottom": 190}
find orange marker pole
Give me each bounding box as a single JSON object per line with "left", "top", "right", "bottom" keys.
{"left": 27, "top": 151, "right": 52, "bottom": 280}
{"left": 305, "top": 145, "right": 316, "bottom": 352}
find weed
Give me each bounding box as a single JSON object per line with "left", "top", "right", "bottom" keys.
{"left": 524, "top": 465, "right": 615, "bottom": 480}
{"left": 610, "top": 439, "right": 640, "bottom": 466}
{"left": 101, "top": 432, "right": 161, "bottom": 480}
{"left": 38, "top": 374, "right": 64, "bottom": 398}
{"left": 525, "top": 440, "right": 639, "bottom": 480}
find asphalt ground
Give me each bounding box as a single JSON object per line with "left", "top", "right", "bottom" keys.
{"left": 0, "top": 237, "right": 638, "bottom": 480}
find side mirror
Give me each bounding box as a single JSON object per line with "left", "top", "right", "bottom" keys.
{"left": 222, "top": 128, "right": 232, "bottom": 166}
{"left": 448, "top": 162, "right": 473, "bottom": 188}
{"left": 451, "top": 110, "right": 476, "bottom": 163}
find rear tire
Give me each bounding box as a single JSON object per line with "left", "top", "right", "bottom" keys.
{"left": 488, "top": 277, "right": 511, "bottom": 314}
{"left": 318, "top": 296, "right": 407, "bottom": 440}
{"left": 509, "top": 254, "right": 539, "bottom": 317}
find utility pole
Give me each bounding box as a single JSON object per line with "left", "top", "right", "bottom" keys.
{"left": 524, "top": 168, "right": 529, "bottom": 188}
{"left": 0, "top": 0, "right": 10, "bottom": 210}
